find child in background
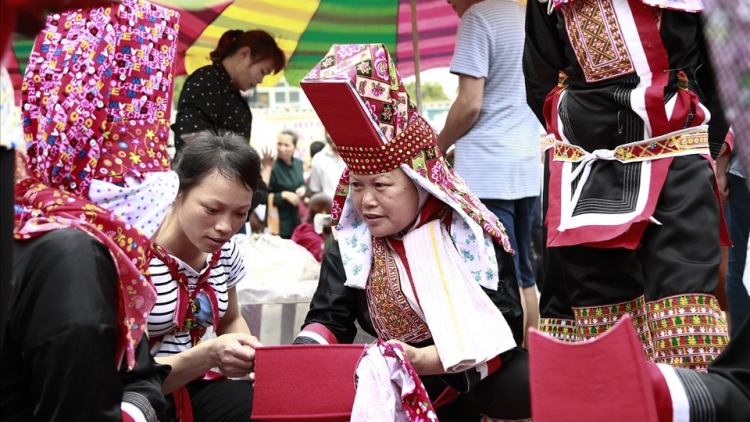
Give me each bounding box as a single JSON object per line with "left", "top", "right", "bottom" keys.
{"left": 291, "top": 193, "right": 331, "bottom": 262}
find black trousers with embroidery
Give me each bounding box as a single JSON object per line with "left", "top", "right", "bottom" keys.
{"left": 540, "top": 155, "right": 721, "bottom": 316}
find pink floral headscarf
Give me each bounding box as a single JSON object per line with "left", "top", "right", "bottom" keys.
{"left": 15, "top": 0, "right": 180, "bottom": 369}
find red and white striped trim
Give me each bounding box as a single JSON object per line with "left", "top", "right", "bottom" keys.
{"left": 121, "top": 403, "right": 147, "bottom": 422}
{"left": 295, "top": 323, "right": 339, "bottom": 345}
{"left": 656, "top": 364, "right": 690, "bottom": 422}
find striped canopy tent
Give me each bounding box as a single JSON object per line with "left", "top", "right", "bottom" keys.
{"left": 156, "top": 0, "right": 461, "bottom": 87}
{"left": 6, "top": 0, "right": 462, "bottom": 105}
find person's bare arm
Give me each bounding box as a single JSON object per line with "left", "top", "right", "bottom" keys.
{"left": 259, "top": 147, "right": 274, "bottom": 185}
{"left": 155, "top": 287, "right": 258, "bottom": 394}
{"left": 218, "top": 287, "right": 252, "bottom": 336}
{"left": 437, "top": 74, "right": 485, "bottom": 155}
{"left": 716, "top": 145, "right": 731, "bottom": 204}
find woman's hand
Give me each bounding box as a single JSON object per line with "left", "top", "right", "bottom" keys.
{"left": 387, "top": 340, "right": 425, "bottom": 373}
{"left": 387, "top": 340, "right": 444, "bottom": 375}
{"left": 261, "top": 146, "right": 275, "bottom": 169}
{"left": 209, "top": 333, "right": 262, "bottom": 379}
{"left": 281, "top": 191, "right": 300, "bottom": 206}
{"left": 295, "top": 186, "right": 306, "bottom": 197}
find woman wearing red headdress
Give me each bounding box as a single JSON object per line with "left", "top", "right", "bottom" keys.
{"left": 293, "top": 43, "right": 531, "bottom": 421}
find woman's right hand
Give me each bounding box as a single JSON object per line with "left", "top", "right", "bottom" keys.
{"left": 261, "top": 146, "right": 275, "bottom": 169}
{"left": 209, "top": 333, "right": 262, "bottom": 378}
{"left": 281, "top": 191, "right": 300, "bottom": 206}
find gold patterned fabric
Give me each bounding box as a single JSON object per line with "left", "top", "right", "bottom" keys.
{"left": 366, "top": 237, "right": 431, "bottom": 343}
{"left": 647, "top": 294, "right": 729, "bottom": 371}
{"left": 561, "top": 0, "right": 635, "bottom": 83}
{"left": 551, "top": 128, "right": 709, "bottom": 163}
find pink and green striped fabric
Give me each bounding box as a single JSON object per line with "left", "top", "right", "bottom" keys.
{"left": 8, "top": 0, "right": 460, "bottom": 92}
{"left": 153, "top": 0, "right": 460, "bottom": 86}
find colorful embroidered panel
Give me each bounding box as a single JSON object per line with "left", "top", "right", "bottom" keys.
{"left": 647, "top": 294, "right": 729, "bottom": 371}
{"left": 561, "top": 0, "right": 635, "bottom": 83}
{"left": 367, "top": 237, "right": 432, "bottom": 344}
{"left": 539, "top": 318, "right": 578, "bottom": 342}
{"left": 552, "top": 127, "right": 709, "bottom": 163}
{"left": 573, "top": 296, "right": 654, "bottom": 359}
{"left": 305, "top": 44, "right": 410, "bottom": 147}
{"left": 553, "top": 0, "right": 704, "bottom": 13}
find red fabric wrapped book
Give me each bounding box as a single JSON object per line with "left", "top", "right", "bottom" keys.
{"left": 251, "top": 344, "right": 367, "bottom": 422}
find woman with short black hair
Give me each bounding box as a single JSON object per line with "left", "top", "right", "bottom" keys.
{"left": 149, "top": 132, "right": 263, "bottom": 422}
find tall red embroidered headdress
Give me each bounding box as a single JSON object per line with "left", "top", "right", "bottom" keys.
{"left": 15, "top": 0, "right": 180, "bottom": 369}
{"left": 300, "top": 43, "right": 512, "bottom": 291}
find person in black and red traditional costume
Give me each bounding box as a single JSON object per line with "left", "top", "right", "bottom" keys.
{"left": 292, "top": 43, "right": 531, "bottom": 422}
{"left": 523, "top": 0, "right": 733, "bottom": 370}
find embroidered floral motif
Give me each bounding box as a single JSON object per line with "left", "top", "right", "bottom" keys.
{"left": 539, "top": 318, "right": 578, "bottom": 342}
{"left": 337, "top": 44, "right": 363, "bottom": 59}
{"left": 356, "top": 60, "right": 372, "bottom": 76}
{"left": 647, "top": 294, "right": 728, "bottom": 371}
{"left": 380, "top": 103, "right": 394, "bottom": 122}
{"left": 321, "top": 55, "right": 335, "bottom": 68}
{"left": 574, "top": 296, "right": 654, "bottom": 359}
{"left": 373, "top": 46, "right": 390, "bottom": 80}
{"left": 371, "top": 82, "right": 386, "bottom": 98}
